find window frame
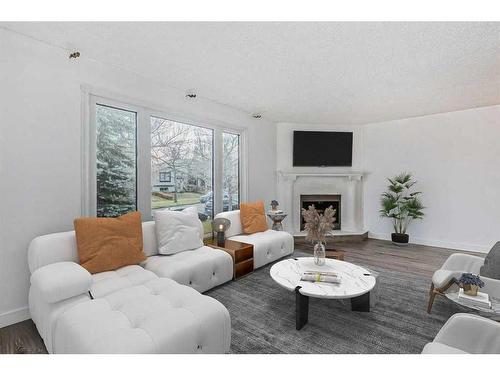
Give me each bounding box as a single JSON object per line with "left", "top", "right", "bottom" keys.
{"left": 222, "top": 131, "right": 241, "bottom": 211}
{"left": 82, "top": 88, "right": 247, "bottom": 221}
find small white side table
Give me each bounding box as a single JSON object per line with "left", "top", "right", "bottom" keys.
{"left": 267, "top": 211, "right": 287, "bottom": 231}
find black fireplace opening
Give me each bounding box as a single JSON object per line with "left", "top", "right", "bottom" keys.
{"left": 300, "top": 194, "right": 341, "bottom": 231}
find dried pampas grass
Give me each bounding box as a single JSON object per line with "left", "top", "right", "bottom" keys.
{"left": 301, "top": 205, "right": 336, "bottom": 244}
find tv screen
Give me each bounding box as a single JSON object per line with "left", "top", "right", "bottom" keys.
{"left": 293, "top": 131, "right": 353, "bottom": 167}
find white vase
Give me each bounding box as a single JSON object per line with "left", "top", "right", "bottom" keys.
{"left": 313, "top": 242, "right": 326, "bottom": 266}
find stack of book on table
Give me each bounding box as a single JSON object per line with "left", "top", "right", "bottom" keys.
{"left": 457, "top": 288, "right": 491, "bottom": 309}
{"left": 301, "top": 271, "right": 342, "bottom": 284}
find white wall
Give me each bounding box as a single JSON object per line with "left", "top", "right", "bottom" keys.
{"left": 0, "top": 29, "right": 276, "bottom": 327}
{"left": 363, "top": 105, "right": 500, "bottom": 253}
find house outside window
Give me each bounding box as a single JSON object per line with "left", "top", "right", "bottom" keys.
{"left": 159, "top": 171, "right": 171, "bottom": 182}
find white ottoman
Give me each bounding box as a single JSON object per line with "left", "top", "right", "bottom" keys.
{"left": 52, "top": 266, "right": 231, "bottom": 353}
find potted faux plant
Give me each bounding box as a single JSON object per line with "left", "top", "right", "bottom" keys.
{"left": 301, "top": 205, "right": 336, "bottom": 265}
{"left": 380, "top": 173, "right": 425, "bottom": 245}
{"left": 458, "top": 273, "right": 485, "bottom": 296}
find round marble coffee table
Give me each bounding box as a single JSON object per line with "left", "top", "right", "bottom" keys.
{"left": 270, "top": 257, "right": 376, "bottom": 329}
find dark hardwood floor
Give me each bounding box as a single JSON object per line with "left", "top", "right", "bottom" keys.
{"left": 0, "top": 238, "right": 483, "bottom": 354}
{"left": 0, "top": 319, "right": 47, "bottom": 354}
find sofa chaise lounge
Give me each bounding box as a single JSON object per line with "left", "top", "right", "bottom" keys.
{"left": 28, "top": 220, "right": 233, "bottom": 353}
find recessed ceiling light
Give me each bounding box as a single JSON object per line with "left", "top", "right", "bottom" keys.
{"left": 185, "top": 89, "right": 197, "bottom": 99}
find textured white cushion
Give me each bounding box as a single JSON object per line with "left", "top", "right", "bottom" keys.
{"left": 90, "top": 265, "right": 158, "bottom": 299}
{"left": 28, "top": 231, "right": 79, "bottom": 273}
{"left": 144, "top": 246, "right": 233, "bottom": 292}
{"left": 52, "top": 272, "right": 231, "bottom": 353}
{"left": 30, "top": 262, "right": 92, "bottom": 303}
{"left": 142, "top": 221, "right": 158, "bottom": 257}
{"left": 154, "top": 206, "right": 204, "bottom": 255}
{"left": 431, "top": 269, "right": 462, "bottom": 289}
{"left": 230, "top": 229, "right": 294, "bottom": 269}
{"left": 422, "top": 313, "right": 500, "bottom": 354}
{"left": 421, "top": 342, "right": 466, "bottom": 354}
{"left": 431, "top": 253, "right": 485, "bottom": 289}
{"left": 214, "top": 210, "right": 243, "bottom": 238}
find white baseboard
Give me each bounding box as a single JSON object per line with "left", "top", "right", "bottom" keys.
{"left": 0, "top": 306, "right": 30, "bottom": 329}
{"left": 368, "top": 232, "right": 490, "bottom": 254}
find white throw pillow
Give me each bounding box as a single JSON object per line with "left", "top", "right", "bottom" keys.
{"left": 154, "top": 206, "right": 204, "bottom": 255}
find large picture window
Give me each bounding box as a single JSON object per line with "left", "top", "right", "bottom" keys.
{"left": 87, "top": 93, "right": 244, "bottom": 231}
{"left": 95, "top": 104, "right": 137, "bottom": 217}
{"left": 151, "top": 116, "right": 214, "bottom": 233}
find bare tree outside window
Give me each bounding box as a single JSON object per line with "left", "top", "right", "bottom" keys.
{"left": 223, "top": 132, "right": 240, "bottom": 211}
{"left": 151, "top": 116, "right": 213, "bottom": 233}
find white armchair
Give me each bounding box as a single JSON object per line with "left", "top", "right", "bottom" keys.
{"left": 422, "top": 313, "right": 500, "bottom": 353}
{"left": 427, "top": 253, "right": 484, "bottom": 313}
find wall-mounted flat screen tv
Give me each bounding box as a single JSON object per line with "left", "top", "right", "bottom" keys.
{"left": 293, "top": 131, "right": 353, "bottom": 167}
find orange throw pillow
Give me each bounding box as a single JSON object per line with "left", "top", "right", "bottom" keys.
{"left": 74, "top": 211, "right": 146, "bottom": 274}
{"left": 240, "top": 201, "right": 268, "bottom": 234}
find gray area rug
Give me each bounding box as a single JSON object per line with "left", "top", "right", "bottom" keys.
{"left": 205, "top": 250, "right": 470, "bottom": 354}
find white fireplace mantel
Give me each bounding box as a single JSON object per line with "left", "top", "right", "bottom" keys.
{"left": 277, "top": 171, "right": 365, "bottom": 181}
{"left": 276, "top": 171, "right": 366, "bottom": 234}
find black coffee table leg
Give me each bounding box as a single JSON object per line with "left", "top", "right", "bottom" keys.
{"left": 351, "top": 292, "right": 370, "bottom": 312}
{"left": 295, "top": 286, "right": 309, "bottom": 330}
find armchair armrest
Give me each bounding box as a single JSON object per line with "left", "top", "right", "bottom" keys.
{"left": 433, "top": 313, "right": 500, "bottom": 353}
{"left": 30, "top": 262, "right": 92, "bottom": 303}
{"left": 441, "top": 253, "right": 484, "bottom": 273}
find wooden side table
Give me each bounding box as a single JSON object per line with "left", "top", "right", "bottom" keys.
{"left": 205, "top": 238, "right": 254, "bottom": 279}
{"left": 325, "top": 250, "right": 345, "bottom": 261}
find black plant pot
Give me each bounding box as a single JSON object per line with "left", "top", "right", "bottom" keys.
{"left": 391, "top": 233, "right": 409, "bottom": 245}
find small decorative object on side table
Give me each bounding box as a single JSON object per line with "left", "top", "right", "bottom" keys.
{"left": 205, "top": 238, "right": 254, "bottom": 279}
{"left": 458, "top": 273, "right": 485, "bottom": 296}
{"left": 270, "top": 200, "right": 279, "bottom": 211}
{"left": 211, "top": 218, "right": 231, "bottom": 247}
{"left": 267, "top": 211, "right": 287, "bottom": 231}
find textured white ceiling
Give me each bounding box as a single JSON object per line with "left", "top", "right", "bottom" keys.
{"left": 3, "top": 22, "right": 499, "bottom": 124}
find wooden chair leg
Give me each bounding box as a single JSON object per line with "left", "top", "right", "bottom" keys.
{"left": 439, "top": 279, "right": 456, "bottom": 294}
{"left": 427, "top": 279, "right": 456, "bottom": 313}
{"left": 427, "top": 283, "right": 437, "bottom": 313}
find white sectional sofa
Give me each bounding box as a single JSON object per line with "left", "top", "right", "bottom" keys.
{"left": 214, "top": 210, "right": 294, "bottom": 268}
{"left": 28, "top": 220, "right": 233, "bottom": 354}
{"left": 141, "top": 221, "right": 233, "bottom": 293}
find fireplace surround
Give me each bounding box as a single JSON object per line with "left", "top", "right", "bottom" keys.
{"left": 276, "top": 172, "right": 365, "bottom": 234}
